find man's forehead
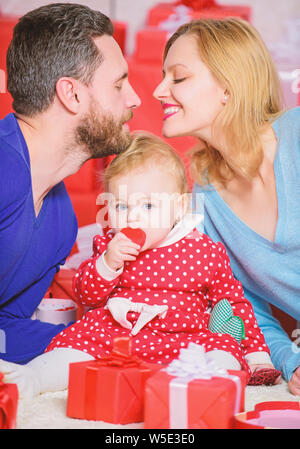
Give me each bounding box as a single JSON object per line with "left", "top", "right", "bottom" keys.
{"left": 93, "top": 34, "right": 127, "bottom": 74}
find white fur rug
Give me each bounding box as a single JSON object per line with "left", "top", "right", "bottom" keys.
{"left": 15, "top": 381, "right": 299, "bottom": 429}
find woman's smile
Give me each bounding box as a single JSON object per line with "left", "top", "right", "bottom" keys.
{"left": 162, "top": 103, "right": 181, "bottom": 120}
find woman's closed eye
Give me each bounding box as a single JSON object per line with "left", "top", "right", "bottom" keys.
{"left": 173, "top": 77, "right": 186, "bottom": 84}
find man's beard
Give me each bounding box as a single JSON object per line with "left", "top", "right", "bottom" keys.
{"left": 74, "top": 103, "right": 133, "bottom": 159}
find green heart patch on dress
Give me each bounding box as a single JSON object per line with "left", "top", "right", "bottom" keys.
{"left": 208, "top": 298, "right": 245, "bottom": 344}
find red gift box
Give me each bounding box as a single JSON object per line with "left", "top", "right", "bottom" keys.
{"left": 135, "top": 3, "right": 251, "bottom": 64}
{"left": 45, "top": 269, "right": 76, "bottom": 300}
{"left": 45, "top": 269, "right": 86, "bottom": 320}
{"left": 146, "top": 2, "right": 251, "bottom": 27}
{"left": 180, "top": 0, "right": 217, "bottom": 9}
{"left": 144, "top": 344, "right": 246, "bottom": 429}
{"left": 112, "top": 20, "right": 127, "bottom": 54}
{"left": 66, "top": 337, "right": 161, "bottom": 424}
{"left": 0, "top": 373, "right": 18, "bottom": 429}
{"left": 147, "top": 3, "right": 180, "bottom": 27}
{"left": 0, "top": 15, "right": 18, "bottom": 119}
{"left": 134, "top": 28, "right": 169, "bottom": 63}
{"left": 193, "top": 6, "right": 251, "bottom": 22}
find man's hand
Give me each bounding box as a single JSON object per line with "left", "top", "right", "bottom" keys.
{"left": 104, "top": 232, "right": 141, "bottom": 271}
{"left": 288, "top": 366, "right": 300, "bottom": 395}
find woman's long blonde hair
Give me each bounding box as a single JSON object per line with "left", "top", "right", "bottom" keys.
{"left": 163, "top": 18, "right": 284, "bottom": 187}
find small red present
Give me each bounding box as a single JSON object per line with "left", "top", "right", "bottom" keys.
{"left": 45, "top": 269, "right": 86, "bottom": 320}
{"left": 66, "top": 337, "right": 161, "bottom": 424}
{"left": 144, "top": 344, "right": 246, "bottom": 429}
{"left": 0, "top": 373, "right": 18, "bottom": 429}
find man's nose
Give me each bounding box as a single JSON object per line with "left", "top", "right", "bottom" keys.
{"left": 127, "top": 82, "right": 141, "bottom": 109}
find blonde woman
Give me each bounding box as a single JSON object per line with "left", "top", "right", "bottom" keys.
{"left": 154, "top": 17, "right": 300, "bottom": 395}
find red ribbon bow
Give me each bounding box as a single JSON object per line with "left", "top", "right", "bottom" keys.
{"left": 93, "top": 337, "right": 141, "bottom": 368}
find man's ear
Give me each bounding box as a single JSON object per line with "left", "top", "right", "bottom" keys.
{"left": 55, "top": 77, "right": 81, "bottom": 114}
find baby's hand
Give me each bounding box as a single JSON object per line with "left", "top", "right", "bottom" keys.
{"left": 104, "top": 232, "right": 141, "bottom": 271}
{"left": 105, "top": 297, "right": 168, "bottom": 335}
{"left": 105, "top": 297, "right": 133, "bottom": 330}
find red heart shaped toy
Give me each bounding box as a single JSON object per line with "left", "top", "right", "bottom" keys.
{"left": 120, "top": 227, "right": 146, "bottom": 248}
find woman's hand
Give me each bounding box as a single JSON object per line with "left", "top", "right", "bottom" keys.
{"left": 249, "top": 363, "right": 275, "bottom": 373}
{"left": 104, "top": 232, "right": 141, "bottom": 271}
{"left": 288, "top": 366, "right": 300, "bottom": 395}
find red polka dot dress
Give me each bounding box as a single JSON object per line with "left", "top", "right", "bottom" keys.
{"left": 46, "top": 227, "right": 270, "bottom": 379}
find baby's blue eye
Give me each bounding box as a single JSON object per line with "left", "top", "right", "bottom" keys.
{"left": 116, "top": 203, "right": 127, "bottom": 212}
{"left": 143, "top": 203, "right": 154, "bottom": 210}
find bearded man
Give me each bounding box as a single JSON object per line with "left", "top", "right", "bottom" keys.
{"left": 0, "top": 3, "right": 141, "bottom": 363}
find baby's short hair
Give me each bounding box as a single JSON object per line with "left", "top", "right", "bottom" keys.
{"left": 103, "top": 132, "right": 189, "bottom": 194}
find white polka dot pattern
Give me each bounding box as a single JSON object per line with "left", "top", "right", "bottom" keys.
{"left": 46, "top": 230, "right": 269, "bottom": 375}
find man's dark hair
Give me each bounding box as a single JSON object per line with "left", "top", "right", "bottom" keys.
{"left": 6, "top": 3, "right": 114, "bottom": 116}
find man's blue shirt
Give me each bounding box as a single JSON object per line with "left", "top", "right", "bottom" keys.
{"left": 0, "top": 113, "right": 78, "bottom": 363}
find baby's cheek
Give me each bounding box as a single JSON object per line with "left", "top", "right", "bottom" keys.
{"left": 145, "top": 227, "right": 171, "bottom": 249}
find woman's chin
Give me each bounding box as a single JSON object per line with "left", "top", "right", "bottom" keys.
{"left": 162, "top": 125, "right": 182, "bottom": 138}
{"left": 162, "top": 128, "right": 189, "bottom": 139}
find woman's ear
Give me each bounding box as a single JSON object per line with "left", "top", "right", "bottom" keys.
{"left": 55, "top": 77, "right": 81, "bottom": 114}
{"left": 222, "top": 89, "right": 230, "bottom": 105}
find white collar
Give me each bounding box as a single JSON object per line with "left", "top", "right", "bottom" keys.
{"left": 157, "top": 213, "right": 204, "bottom": 248}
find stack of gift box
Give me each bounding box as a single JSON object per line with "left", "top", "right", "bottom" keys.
{"left": 146, "top": 1, "right": 251, "bottom": 28}
{"left": 66, "top": 337, "right": 248, "bottom": 428}
{"left": 139, "top": 0, "right": 251, "bottom": 64}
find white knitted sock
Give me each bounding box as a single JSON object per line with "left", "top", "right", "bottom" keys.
{"left": 206, "top": 349, "right": 241, "bottom": 370}
{"left": 0, "top": 348, "right": 94, "bottom": 398}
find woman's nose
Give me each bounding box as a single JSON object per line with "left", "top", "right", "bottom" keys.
{"left": 153, "top": 78, "right": 169, "bottom": 100}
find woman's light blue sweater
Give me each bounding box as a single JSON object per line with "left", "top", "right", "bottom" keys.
{"left": 193, "top": 107, "right": 300, "bottom": 381}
